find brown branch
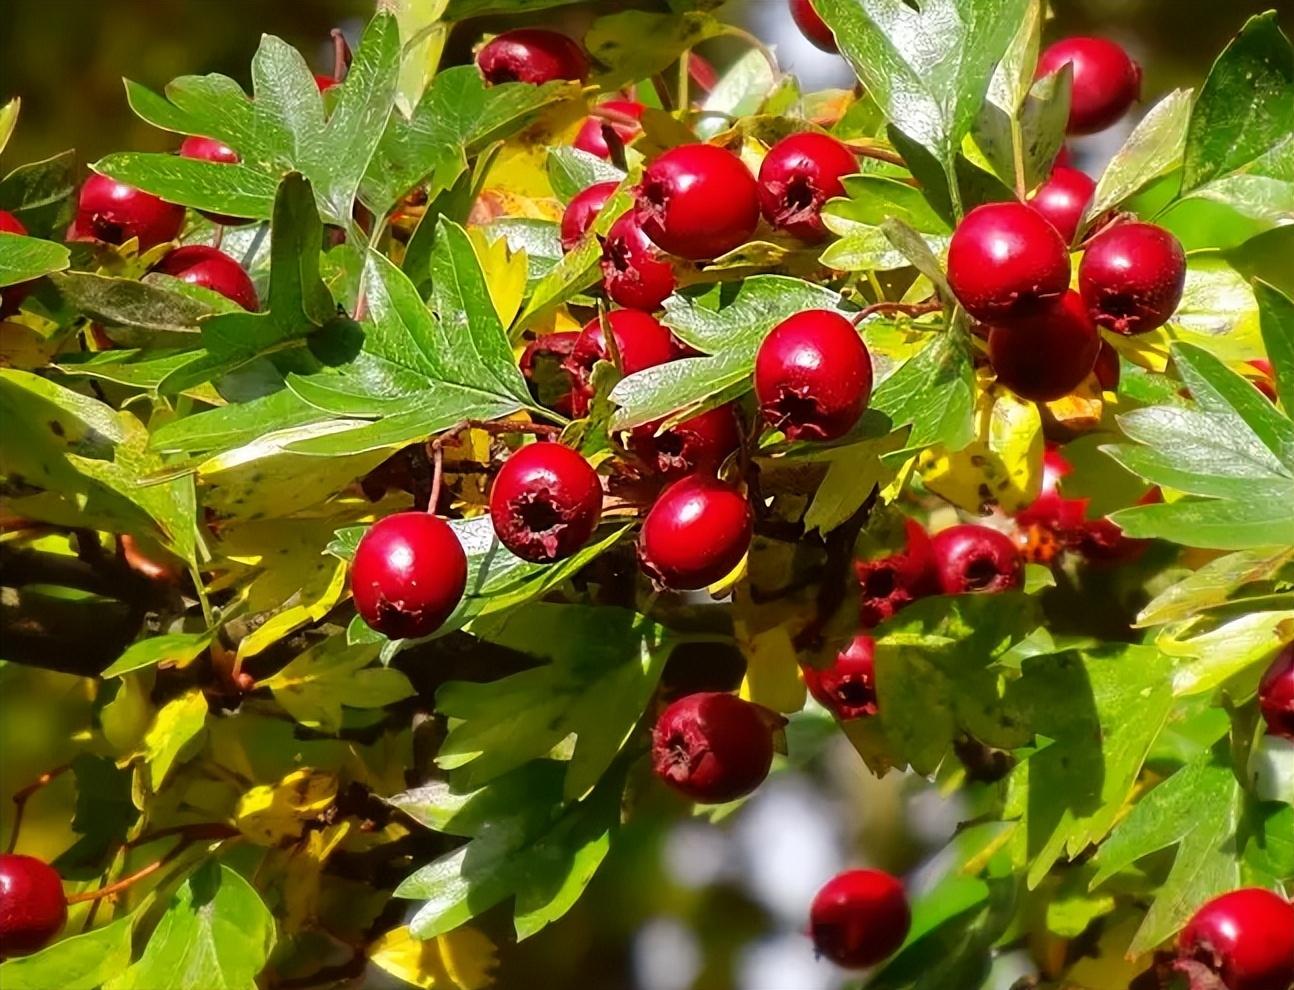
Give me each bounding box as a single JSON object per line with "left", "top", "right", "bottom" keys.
{"left": 852, "top": 300, "right": 942, "bottom": 325}
{"left": 8, "top": 765, "right": 71, "bottom": 854}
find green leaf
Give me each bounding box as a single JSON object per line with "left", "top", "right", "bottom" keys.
{"left": 58, "top": 754, "right": 139, "bottom": 871}
{"left": 103, "top": 630, "right": 215, "bottom": 678}
{"left": 585, "top": 11, "right": 725, "bottom": 91}
{"left": 1159, "top": 607, "right": 1294, "bottom": 698}
{"left": 1086, "top": 88, "right": 1192, "bottom": 224}
{"left": 150, "top": 387, "right": 328, "bottom": 455}
{"left": 694, "top": 49, "right": 777, "bottom": 140}
{"left": 820, "top": 175, "right": 951, "bottom": 272}
{"left": 546, "top": 147, "right": 625, "bottom": 203}
{"left": 0, "top": 149, "right": 78, "bottom": 236}
{"left": 140, "top": 689, "right": 208, "bottom": 790}
{"left": 0, "top": 98, "right": 17, "bottom": 156}
{"left": 1168, "top": 254, "right": 1263, "bottom": 363}
{"left": 51, "top": 271, "right": 218, "bottom": 335}
{"left": 974, "top": 65, "right": 1070, "bottom": 198}
{"left": 1256, "top": 279, "right": 1294, "bottom": 406}
{"left": 0, "top": 230, "right": 69, "bottom": 287}
{"left": 0, "top": 913, "right": 135, "bottom": 990}
{"left": 262, "top": 638, "right": 413, "bottom": 734}
{"left": 443, "top": 0, "right": 580, "bottom": 18}
{"left": 801, "top": 432, "right": 904, "bottom": 535}
{"left": 1137, "top": 547, "right": 1294, "bottom": 626}
{"left": 871, "top": 325, "right": 976, "bottom": 455}
{"left": 983, "top": 0, "right": 1041, "bottom": 115}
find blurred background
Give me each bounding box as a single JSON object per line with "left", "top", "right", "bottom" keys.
{"left": 2, "top": 2, "right": 1290, "bottom": 988}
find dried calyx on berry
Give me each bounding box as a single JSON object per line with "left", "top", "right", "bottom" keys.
{"left": 757, "top": 132, "right": 858, "bottom": 242}
{"left": 803, "top": 635, "right": 878, "bottom": 720}
{"left": 853, "top": 518, "right": 937, "bottom": 627}
{"left": 631, "top": 404, "right": 742, "bottom": 480}
{"left": 600, "top": 212, "right": 677, "bottom": 311}
{"left": 650, "top": 692, "right": 781, "bottom": 803}
{"left": 1078, "top": 221, "right": 1186, "bottom": 335}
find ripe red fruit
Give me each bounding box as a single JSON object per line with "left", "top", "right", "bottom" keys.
{"left": 153, "top": 245, "right": 259, "bottom": 311}
{"left": 1027, "top": 166, "right": 1095, "bottom": 244}
{"left": 560, "top": 181, "right": 619, "bottom": 252}
{"left": 809, "top": 869, "right": 911, "bottom": 969}
{"left": 638, "top": 474, "right": 753, "bottom": 590}
{"left": 632, "top": 404, "right": 742, "bottom": 479}
{"left": 930, "top": 524, "right": 1023, "bottom": 595}
{"left": 0, "top": 854, "right": 67, "bottom": 958}
{"left": 651, "top": 692, "right": 775, "bottom": 803}
{"left": 351, "top": 512, "right": 468, "bottom": 639}
{"left": 1258, "top": 645, "right": 1294, "bottom": 740}
{"left": 600, "top": 212, "right": 677, "bottom": 311}
{"left": 0, "top": 210, "right": 35, "bottom": 316}
{"left": 178, "top": 136, "right": 248, "bottom": 226}
{"left": 1017, "top": 445, "right": 1088, "bottom": 539}
{"left": 947, "top": 202, "right": 1071, "bottom": 324}
{"left": 476, "top": 29, "right": 589, "bottom": 86}
{"left": 1037, "top": 37, "right": 1142, "bottom": 136}
{"left": 565, "top": 309, "right": 676, "bottom": 417}
{"left": 854, "top": 519, "right": 938, "bottom": 627}
{"left": 573, "top": 100, "right": 645, "bottom": 160}
{"left": 757, "top": 132, "right": 858, "bottom": 242}
{"left": 803, "top": 635, "right": 878, "bottom": 720}
{"left": 754, "top": 309, "right": 873, "bottom": 441}
{"left": 635, "top": 144, "right": 760, "bottom": 260}
{"left": 1247, "top": 359, "right": 1278, "bottom": 402}
{"left": 789, "top": 0, "right": 838, "bottom": 53}
{"left": 489, "top": 442, "right": 602, "bottom": 563}
{"left": 1178, "top": 888, "right": 1294, "bottom": 990}
{"left": 1078, "top": 221, "right": 1186, "bottom": 336}
{"left": 1094, "top": 338, "right": 1121, "bottom": 391}
{"left": 72, "top": 174, "right": 185, "bottom": 250}
{"left": 988, "top": 290, "right": 1101, "bottom": 402}
{"left": 314, "top": 74, "right": 338, "bottom": 92}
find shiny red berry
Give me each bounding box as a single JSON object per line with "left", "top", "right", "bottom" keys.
{"left": 574, "top": 100, "right": 644, "bottom": 160}
{"left": 153, "top": 245, "right": 259, "bottom": 311}
{"left": 351, "top": 512, "right": 467, "bottom": 639}
{"left": 561, "top": 181, "right": 619, "bottom": 252}
{"left": 755, "top": 309, "right": 872, "bottom": 441}
{"left": 1078, "top": 221, "right": 1186, "bottom": 336}
{"left": 854, "top": 519, "right": 938, "bottom": 627}
{"left": 930, "top": 524, "right": 1022, "bottom": 595}
{"left": 476, "top": 29, "right": 589, "bottom": 86}
{"left": 809, "top": 869, "right": 911, "bottom": 969}
{"left": 758, "top": 132, "right": 858, "bottom": 242}
{"left": 73, "top": 173, "right": 185, "bottom": 250}
{"left": 803, "top": 635, "right": 878, "bottom": 720}
{"left": 1016, "top": 445, "right": 1088, "bottom": 539}
{"left": 1037, "top": 37, "right": 1142, "bottom": 136}
{"left": 651, "top": 692, "right": 775, "bottom": 803}
{"left": 632, "top": 404, "right": 742, "bottom": 479}
{"left": 1027, "top": 166, "right": 1095, "bottom": 244}
{"left": 1178, "top": 888, "right": 1294, "bottom": 990}
{"left": 638, "top": 474, "right": 753, "bottom": 590}
{"left": 179, "top": 136, "right": 248, "bottom": 226}
{"left": 635, "top": 144, "right": 760, "bottom": 260}
{"left": 0, "top": 854, "right": 67, "bottom": 958}
{"left": 489, "top": 442, "right": 602, "bottom": 563}
{"left": 789, "top": 0, "right": 838, "bottom": 53}
{"left": 0, "top": 210, "right": 35, "bottom": 316}
{"left": 988, "top": 290, "right": 1101, "bottom": 402}
{"left": 565, "top": 309, "right": 676, "bottom": 416}
{"left": 601, "top": 212, "right": 677, "bottom": 311}
{"left": 1259, "top": 645, "right": 1294, "bottom": 740}
{"left": 947, "top": 202, "right": 1071, "bottom": 324}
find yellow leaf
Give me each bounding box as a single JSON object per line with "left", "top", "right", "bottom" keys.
{"left": 369, "top": 925, "right": 498, "bottom": 990}
{"left": 469, "top": 227, "right": 529, "bottom": 328}
{"left": 479, "top": 101, "right": 588, "bottom": 200}
{"left": 276, "top": 821, "right": 352, "bottom": 932}
{"left": 236, "top": 769, "right": 338, "bottom": 845}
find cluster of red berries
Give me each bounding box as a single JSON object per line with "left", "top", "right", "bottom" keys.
{"left": 0, "top": 853, "right": 67, "bottom": 958}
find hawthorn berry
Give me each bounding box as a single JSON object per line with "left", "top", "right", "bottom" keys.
{"left": 930, "top": 524, "right": 1023, "bottom": 595}
{"left": 754, "top": 309, "right": 873, "bottom": 441}
{"left": 757, "top": 132, "right": 858, "bottom": 242}
{"left": 789, "top": 0, "right": 838, "bottom": 53}
{"left": 0, "top": 854, "right": 67, "bottom": 958}
{"left": 72, "top": 173, "right": 185, "bottom": 250}
{"left": 178, "top": 136, "right": 248, "bottom": 226}
{"left": 314, "top": 74, "right": 338, "bottom": 92}
{"left": 854, "top": 519, "right": 937, "bottom": 627}
{"left": 0, "top": 210, "right": 34, "bottom": 316}
{"left": 635, "top": 144, "right": 760, "bottom": 260}
{"left": 631, "top": 404, "right": 742, "bottom": 479}
{"left": 489, "top": 442, "right": 603, "bottom": 563}
{"left": 565, "top": 309, "right": 676, "bottom": 416}
{"left": 351, "top": 512, "right": 468, "bottom": 639}
{"left": 1027, "top": 165, "right": 1095, "bottom": 244}
{"left": 1016, "top": 445, "right": 1087, "bottom": 540}
{"left": 1094, "top": 338, "right": 1121, "bottom": 392}
{"left": 1177, "top": 888, "right": 1294, "bottom": 990}
{"left": 573, "top": 100, "right": 644, "bottom": 160}
{"left": 1078, "top": 221, "right": 1186, "bottom": 335}
{"left": 1037, "top": 37, "right": 1142, "bottom": 135}
{"left": 1258, "top": 645, "right": 1293, "bottom": 740}
{"left": 638, "top": 474, "right": 753, "bottom": 590}
{"left": 947, "top": 202, "right": 1071, "bottom": 324}
{"left": 476, "top": 29, "right": 589, "bottom": 86}
{"left": 1247, "top": 359, "right": 1278, "bottom": 402}
{"left": 560, "top": 181, "right": 619, "bottom": 252}
{"left": 153, "top": 245, "right": 259, "bottom": 311}
{"left": 650, "top": 692, "right": 775, "bottom": 803}
{"left": 809, "top": 869, "right": 911, "bottom": 969}
{"left": 803, "top": 635, "right": 878, "bottom": 720}
{"left": 520, "top": 330, "right": 578, "bottom": 415}
{"left": 988, "top": 290, "right": 1101, "bottom": 402}
{"left": 600, "top": 212, "right": 677, "bottom": 311}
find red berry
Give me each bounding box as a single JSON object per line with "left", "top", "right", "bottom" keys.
{"left": 1027, "top": 166, "right": 1095, "bottom": 244}
{"left": 635, "top": 144, "right": 760, "bottom": 260}
{"left": 1258, "top": 645, "right": 1294, "bottom": 740}
{"left": 73, "top": 173, "right": 185, "bottom": 250}
{"left": 650, "top": 692, "right": 775, "bottom": 803}
{"left": 757, "top": 132, "right": 858, "bottom": 242}
{"left": 314, "top": 74, "right": 338, "bottom": 92}
{"left": 0, "top": 210, "right": 35, "bottom": 316}
{"left": 1037, "top": 37, "right": 1142, "bottom": 136}
{"left": 0, "top": 210, "right": 23, "bottom": 236}
{"left": 947, "top": 202, "right": 1071, "bottom": 324}
{"left": 631, "top": 404, "right": 742, "bottom": 479}
{"left": 351, "top": 512, "right": 467, "bottom": 639}
{"left": 789, "top": 0, "right": 838, "bottom": 53}
{"left": 476, "top": 29, "right": 589, "bottom": 86}
{"left": 803, "top": 635, "right": 878, "bottom": 720}
{"left": 489, "top": 442, "right": 602, "bottom": 563}
{"left": 638, "top": 474, "right": 753, "bottom": 590}
{"left": 561, "top": 181, "right": 619, "bottom": 252}
{"left": 178, "top": 136, "right": 248, "bottom": 226}
{"left": 1178, "top": 888, "right": 1294, "bottom": 990}
{"left": 1076, "top": 515, "right": 1145, "bottom": 564}
{"left": 153, "top": 245, "right": 259, "bottom": 311}
{"left": 853, "top": 518, "right": 938, "bottom": 627}
{"left": 565, "top": 309, "right": 676, "bottom": 417}
{"left": 754, "top": 309, "right": 872, "bottom": 441}
{"left": 809, "top": 869, "right": 911, "bottom": 969}
{"left": 520, "top": 330, "right": 578, "bottom": 415}
{"left": 1078, "top": 221, "right": 1186, "bottom": 336}
{"left": 600, "top": 212, "right": 677, "bottom": 311}
{"left": 988, "top": 290, "right": 1101, "bottom": 402}
{"left": 930, "top": 524, "right": 1022, "bottom": 595}
{"left": 1094, "top": 338, "right": 1121, "bottom": 391}
{"left": 573, "top": 100, "right": 644, "bottom": 160}
{"left": 0, "top": 854, "right": 67, "bottom": 958}
{"left": 1016, "top": 445, "right": 1088, "bottom": 539}
{"left": 1247, "top": 359, "right": 1278, "bottom": 401}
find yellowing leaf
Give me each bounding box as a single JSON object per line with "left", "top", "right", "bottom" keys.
{"left": 369, "top": 925, "right": 497, "bottom": 990}
{"left": 262, "top": 638, "right": 413, "bottom": 734}
{"left": 275, "top": 821, "right": 352, "bottom": 932}
{"left": 480, "top": 101, "right": 588, "bottom": 200}
{"left": 469, "top": 227, "right": 529, "bottom": 328}
{"left": 236, "top": 769, "right": 339, "bottom": 845}
{"left": 140, "top": 689, "right": 208, "bottom": 791}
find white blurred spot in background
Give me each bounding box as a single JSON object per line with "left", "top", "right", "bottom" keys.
{"left": 633, "top": 916, "right": 703, "bottom": 990}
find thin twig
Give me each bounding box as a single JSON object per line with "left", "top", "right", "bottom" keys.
{"left": 851, "top": 300, "right": 941, "bottom": 325}
{"left": 842, "top": 142, "right": 907, "bottom": 168}
{"left": 425, "top": 420, "right": 561, "bottom": 514}
{"left": 7, "top": 765, "right": 71, "bottom": 854}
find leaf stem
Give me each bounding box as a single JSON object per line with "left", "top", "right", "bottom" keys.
{"left": 851, "top": 300, "right": 941, "bottom": 325}
{"left": 843, "top": 142, "right": 907, "bottom": 169}
{"left": 7, "top": 764, "right": 71, "bottom": 854}
{"left": 1010, "top": 117, "right": 1027, "bottom": 200}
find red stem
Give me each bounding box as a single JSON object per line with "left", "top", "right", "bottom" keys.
{"left": 851, "top": 300, "right": 941, "bottom": 325}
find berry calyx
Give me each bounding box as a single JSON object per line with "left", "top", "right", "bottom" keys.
{"left": 565, "top": 309, "right": 676, "bottom": 417}
{"left": 809, "top": 869, "right": 911, "bottom": 969}
{"left": 560, "top": 180, "right": 619, "bottom": 252}
{"left": 0, "top": 854, "right": 67, "bottom": 958}
{"left": 72, "top": 174, "right": 185, "bottom": 250}
{"left": 489, "top": 441, "right": 603, "bottom": 563}
{"left": 635, "top": 144, "right": 760, "bottom": 260}
{"left": 650, "top": 692, "right": 776, "bottom": 803}
{"left": 853, "top": 519, "right": 937, "bottom": 627}
{"left": 178, "top": 136, "right": 248, "bottom": 226}
{"left": 631, "top": 404, "right": 742, "bottom": 479}
{"left": 803, "top": 635, "right": 878, "bottom": 720}
{"left": 947, "top": 202, "right": 1071, "bottom": 324}
{"left": 476, "top": 29, "right": 589, "bottom": 86}
{"left": 600, "top": 212, "right": 677, "bottom": 311}
{"left": 351, "top": 512, "right": 468, "bottom": 639}
{"left": 1037, "top": 37, "right": 1142, "bottom": 136}
{"left": 0, "top": 210, "right": 34, "bottom": 316}
{"left": 1027, "top": 165, "right": 1095, "bottom": 244}
{"left": 153, "top": 245, "right": 259, "bottom": 311}
{"left": 789, "top": 0, "right": 838, "bottom": 53}
{"left": 757, "top": 132, "right": 858, "bottom": 242}
{"left": 638, "top": 474, "right": 753, "bottom": 590}
{"left": 1258, "top": 645, "right": 1294, "bottom": 740}
{"left": 930, "top": 524, "right": 1023, "bottom": 595}
{"left": 520, "top": 331, "right": 578, "bottom": 415}
{"left": 754, "top": 309, "right": 873, "bottom": 441}
{"left": 573, "top": 100, "right": 645, "bottom": 160}
{"left": 1177, "top": 888, "right": 1294, "bottom": 990}
{"left": 988, "top": 290, "right": 1101, "bottom": 402}
{"left": 1078, "top": 221, "right": 1186, "bottom": 336}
